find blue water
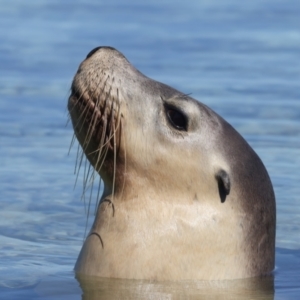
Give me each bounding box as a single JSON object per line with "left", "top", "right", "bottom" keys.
{"left": 0, "top": 0, "right": 299, "bottom": 299}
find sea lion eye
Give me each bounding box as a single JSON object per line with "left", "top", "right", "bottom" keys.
{"left": 166, "top": 107, "right": 187, "bottom": 131}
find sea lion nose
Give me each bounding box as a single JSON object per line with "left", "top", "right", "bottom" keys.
{"left": 86, "top": 46, "right": 116, "bottom": 59}
{"left": 86, "top": 46, "right": 102, "bottom": 59}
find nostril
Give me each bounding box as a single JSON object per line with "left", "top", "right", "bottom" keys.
{"left": 86, "top": 46, "right": 117, "bottom": 59}
{"left": 86, "top": 47, "right": 102, "bottom": 59}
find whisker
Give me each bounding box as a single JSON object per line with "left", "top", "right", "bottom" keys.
{"left": 65, "top": 112, "right": 71, "bottom": 127}
{"left": 74, "top": 144, "right": 85, "bottom": 189}
{"left": 68, "top": 133, "right": 76, "bottom": 156}
{"left": 68, "top": 84, "right": 89, "bottom": 115}
{"left": 94, "top": 177, "right": 102, "bottom": 215}
{"left": 82, "top": 89, "right": 100, "bottom": 150}
{"left": 111, "top": 102, "right": 117, "bottom": 204}
{"left": 68, "top": 70, "right": 122, "bottom": 243}
{"left": 101, "top": 198, "right": 115, "bottom": 217}
{"left": 81, "top": 158, "right": 89, "bottom": 214}
{"left": 119, "top": 118, "right": 126, "bottom": 201}
{"left": 84, "top": 172, "right": 94, "bottom": 239}
{"left": 88, "top": 232, "right": 104, "bottom": 248}
{"left": 82, "top": 159, "right": 92, "bottom": 202}
{"left": 70, "top": 86, "right": 93, "bottom": 137}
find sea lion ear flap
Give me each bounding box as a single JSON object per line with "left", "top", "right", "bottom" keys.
{"left": 215, "top": 170, "right": 231, "bottom": 203}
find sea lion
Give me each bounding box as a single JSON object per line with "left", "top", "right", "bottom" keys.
{"left": 68, "top": 46, "right": 276, "bottom": 281}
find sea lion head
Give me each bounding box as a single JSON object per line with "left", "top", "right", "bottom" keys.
{"left": 68, "top": 46, "right": 276, "bottom": 280}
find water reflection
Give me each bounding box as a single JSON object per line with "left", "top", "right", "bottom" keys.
{"left": 76, "top": 273, "right": 274, "bottom": 300}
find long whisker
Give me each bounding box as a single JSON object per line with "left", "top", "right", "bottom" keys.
{"left": 65, "top": 112, "right": 71, "bottom": 127}
{"left": 119, "top": 117, "right": 126, "bottom": 202}
{"left": 81, "top": 158, "right": 89, "bottom": 214}
{"left": 82, "top": 75, "right": 110, "bottom": 152}
{"left": 94, "top": 177, "right": 102, "bottom": 215}
{"left": 84, "top": 173, "right": 94, "bottom": 239}
{"left": 80, "top": 74, "right": 114, "bottom": 220}
{"left": 70, "top": 84, "right": 96, "bottom": 138}
{"left": 74, "top": 144, "right": 85, "bottom": 189}
{"left": 82, "top": 159, "right": 92, "bottom": 200}
{"left": 82, "top": 93, "right": 100, "bottom": 150}
{"left": 68, "top": 83, "right": 90, "bottom": 116}
{"left": 68, "top": 133, "right": 76, "bottom": 156}
{"left": 111, "top": 101, "right": 116, "bottom": 204}
{"left": 87, "top": 102, "right": 122, "bottom": 158}
{"left": 67, "top": 69, "right": 123, "bottom": 241}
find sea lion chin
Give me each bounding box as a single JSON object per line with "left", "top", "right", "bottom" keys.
{"left": 67, "top": 46, "right": 276, "bottom": 281}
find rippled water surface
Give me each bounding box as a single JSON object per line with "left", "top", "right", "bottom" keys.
{"left": 0, "top": 0, "right": 299, "bottom": 299}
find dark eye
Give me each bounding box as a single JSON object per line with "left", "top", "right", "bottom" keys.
{"left": 166, "top": 108, "right": 187, "bottom": 131}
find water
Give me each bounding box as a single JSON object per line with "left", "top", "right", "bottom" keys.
{"left": 0, "top": 0, "right": 299, "bottom": 299}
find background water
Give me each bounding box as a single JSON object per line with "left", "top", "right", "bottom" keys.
{"left": 0, "top": 0, "right": 299, "bottom": 299}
